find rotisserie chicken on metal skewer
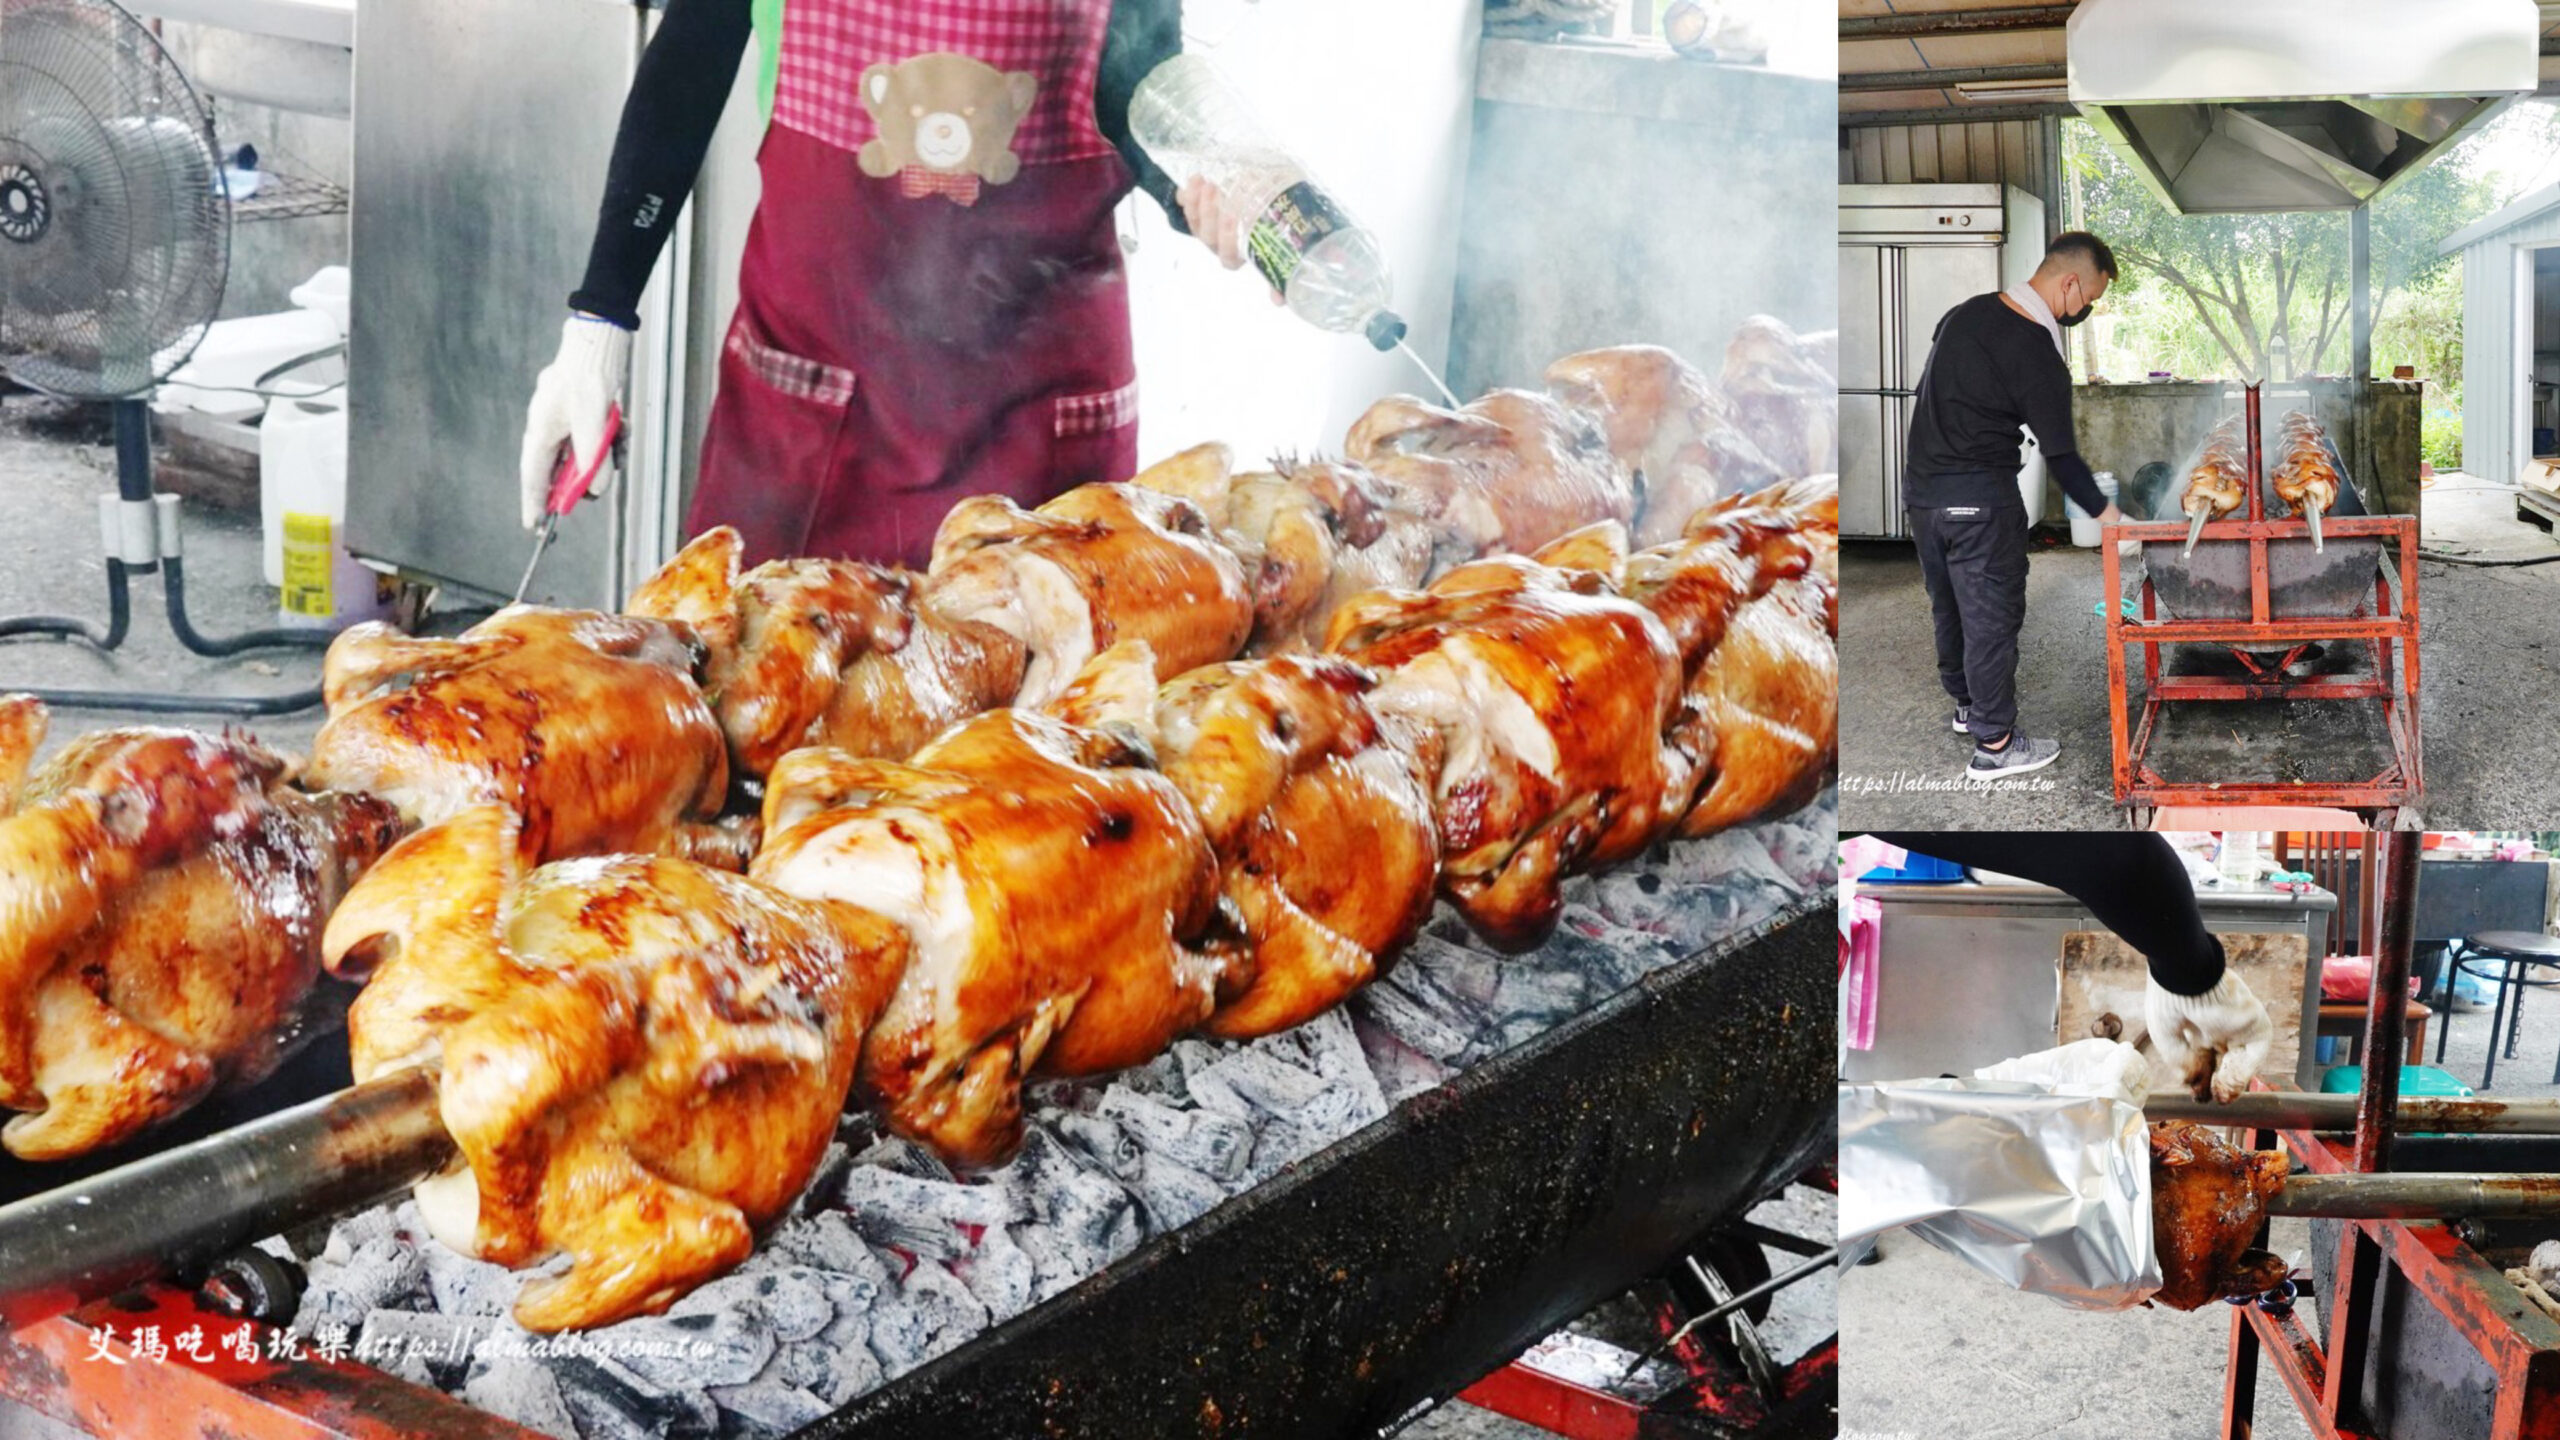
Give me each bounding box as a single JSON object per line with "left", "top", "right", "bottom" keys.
{"left": 319, "top": 803, "right": 909, "bottom": 1331}
{"left": 0, "top": 700, "right": 404, "bottom": 1160}
{"left": 1543, "top": 343, "right": 1788, "bottom": 548}
{"left": 1719, "top": 314, "right": 1840, "bottom": 481}
{"left": 625, "top": 526, "right": 1029, "bottom": 785}
{"left": 2273, "top": 409, "right": 2343, "bottom": 554}
{"left": 1344, "top": 387, "right": 1638, "bottom": 572}
{"left": 1051, "top": 645, "right": 1441, "bottom": 1038}
{"left": 2147, "top": 1120, "right": 2292, "bottom": 1311}
{"left": 752, "top": 688, "right": 1242, "bottom": 1170}
{"left": 306, "top": 607, "right": 735, "bottom": 865}
{"left": 925, "top": 480, "right": 1256, "bottom": 708}
{"left": 2179, "top": 414, "right": 2250, "bottom": 557}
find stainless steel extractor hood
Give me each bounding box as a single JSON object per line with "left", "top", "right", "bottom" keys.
{"left": 2067, "top": 0, "right": 2538, "bottom": 214}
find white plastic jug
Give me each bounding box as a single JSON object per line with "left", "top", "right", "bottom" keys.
{"left": 261, "top": 394, "right": 390, "bottom": 629}
{"left": 2065, "top": 470, "right": 2121, "bottom": 548}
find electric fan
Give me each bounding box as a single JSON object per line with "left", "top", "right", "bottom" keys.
{"left": 0, "top": 0, "right": 329, "bottom": 716}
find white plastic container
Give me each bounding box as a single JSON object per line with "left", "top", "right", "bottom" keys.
{"left": 2016, "top": 427, "right": 2045, "bottom": 517}
{"left": 155, "top": 308, "right": 343, "bottom": 422}
{"left": 260, "top": 393, "right": 389, "bottom": 629}
{"left": 289, "top": 265, "right": 351, "bottom": 334}
{"left": 2065, "top": 470, "right": 2121, "bottom": 547}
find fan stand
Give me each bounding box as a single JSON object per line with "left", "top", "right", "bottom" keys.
{"left": 0, "top": 398, "right": 328, "bottom": 716}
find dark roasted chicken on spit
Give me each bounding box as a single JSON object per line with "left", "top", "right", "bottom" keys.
{"left": 2148, "top": 1120, "right": 2291, "bottom": 1311}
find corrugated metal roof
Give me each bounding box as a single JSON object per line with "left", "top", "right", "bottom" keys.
{"left": 2441, "top": 178, "right": 2560, "bottom": 253}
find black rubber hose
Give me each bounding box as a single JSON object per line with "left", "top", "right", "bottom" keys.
{"left": 2417, "top": 549, "right": 2560, "bottom": 567}
{"left": 11, "top": 684, "right": 324, "bottom": 716}
{"left": 162, "top": 558, "right": 333, "bottom": 655}
{"left": 0, "top": 560, "right": 134, "bottom": 649}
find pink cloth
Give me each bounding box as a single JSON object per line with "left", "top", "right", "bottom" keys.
{"left": 2319, "top": 956, "right": 2422, "bottom": 1003}
{"left": 1842, "top": 900, "right": 1881, "bottom": 1051}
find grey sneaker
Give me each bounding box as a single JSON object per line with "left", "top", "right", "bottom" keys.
{"left": 1951, "top": 705, "right": 1972, "bottom": 735}
{"left": 1967, "top": 734, "right": 2061, "bottom": 779}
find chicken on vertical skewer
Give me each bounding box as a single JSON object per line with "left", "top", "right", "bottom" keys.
{"left": 1542, "top": 344, "right": 1787, "bottom": 548}
{"left": 307, "top": 607, "right": 734, "bottom": 865}
{"left": 752, "top": 687, "right": 1241, "bottom": 1170}
{"left": 321, "top": 804, "right": 909, "bottom": 1332}
{"left": 625, "top": 526, "right": 1028, "bottom": 785}
{"left": 2272, "top": 410, "right": 2343, "bottom": 555}
{"left": 1343, "top": 388, "right": 1638, "bottom": 571}
{"left": 1051, "top": 645, "right": 1441, "bottom": 1038}
{"left": 2179, "top": 414, "right": 2250, "bottom": 557}
{"left": 0, "top": 701, "right": 405, "bottom": 1160}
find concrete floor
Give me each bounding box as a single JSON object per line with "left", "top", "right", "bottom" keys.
{"left": 0, "top": 396, "right": 329, "bottom": 753}
{"left": 2415, "top": 476, "right": 2560, "bottom": 827}
{"left": 1844, "top": 971, "right": 2560, "bottom": 1439}
{"left": 1842, "top": 532, "right": 2412, "bottom": 831}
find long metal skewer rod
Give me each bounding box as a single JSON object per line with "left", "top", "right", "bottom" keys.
{"left": 0, "top": 1067, "right": 448, "bottom": 1332}
{"left": 2271, "top": 1173, "right": 2560, "bottom": 1219}
{"left": 2145, "top": 1091, "right": 2560, "bottom": 1135}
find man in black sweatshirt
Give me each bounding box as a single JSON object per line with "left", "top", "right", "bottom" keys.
{"left": 1903, "top": 230, "right": 2119, "bottom": 780}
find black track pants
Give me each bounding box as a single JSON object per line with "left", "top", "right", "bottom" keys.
{"left": 1909, "top": 500, "right": 2030, "bottom": 744}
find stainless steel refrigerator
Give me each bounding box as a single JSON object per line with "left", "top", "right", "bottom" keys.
{"left": 1837, "top": 183, "right": 2044, "bottom": 540}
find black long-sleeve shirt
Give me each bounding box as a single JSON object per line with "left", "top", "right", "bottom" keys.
{"left": 1904, "top": 293, "right": 2106, "bottom": 517}
{"left": 568, "top": 0, "right": 1183, "bottom": 330}
{"left": 1866, "top": 832, "right": 2226, "bottom": 996}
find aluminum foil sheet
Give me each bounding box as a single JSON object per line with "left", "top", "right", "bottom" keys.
{"left": 1839, "top": 1077, "right": 2161, "bottom": 1310}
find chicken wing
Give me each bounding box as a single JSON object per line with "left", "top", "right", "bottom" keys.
{"left": 2148, "top": 1120, "right": 2292, "bottom": 1311}
{"left": 0, "top": 703, "right": 404, "bottom": 1160}
{"left": 306, "top": 607, "right": 729, "bottom": 863}
{"left": 925, "top": 481, "right": 1255, "bottom": 707}
{"left": 1052, "top": 645, "right": 1440, "bottom": 1038}
{"left": 753, "top": 696, "right": 1236, "bottom": 1169}
{"left": 321, "top": 804, "right": 907, "bottom": 1331}
{"left": 1344, "top": 388, "right": 1637, "bottom": 569}
{"left": 1324, "top": 558, "right": 1691, "bottom": 951}
{"left": 626, "top": 527, "right": 1028, "bottom": 782}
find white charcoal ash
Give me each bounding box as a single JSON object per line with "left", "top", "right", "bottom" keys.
{"left": 835, "top": 1163, "right": 1023, "bottom": 1261}
{"left": 357, "top": 1308, "right": 492, "bottom": 1390}
{"left": 1127, "top": 1151, "right": 1231, "bottom": 1232}
{"left": 991, "top": 1123, "right": 1145, "bottom": 1284}
{"left": 1098, "top": 1084, "right": 1254, "bottom": 1181}
{"left": 666, "top": 1267, "right": 836, "bottom": 1347}
{"left": 462, "top": 1354, "right": 580, "bottom": 1439}
{"left": 703, "top": 1374, "right": 833, "bottom": 1440}
{"left": 1352, "top": 1016, "right": 1455, "bottom": 1103}
{"left": 549, "top": 1350, "right": 719, "bottom": 1440}
{"left": 867, "top": 1251, "right": 992, "bottom": 1376}
{"left": 1051, "top": 1109, "right": 1147, "bottom": 1183}
{"left": 951, "top": 1222, "right": 1041, "bottom": 1324}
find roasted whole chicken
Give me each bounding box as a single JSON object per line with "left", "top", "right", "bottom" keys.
{"left": 1344, "top": 388, "right": 1637, "bottom": 569}
{"left": 307, "top": 608, "right": 730, "bottom": 864}
{"left": 1325, "top": 555, "right": 1692, "bottom": 951}
{"left": 1721, "top": 315, "right": 1839, "bottom": 479}
{"left": 2178, "top": 414, "right": 2250, "bottom": 552}
{"left": 2148, "top": 1120, "right": 2292, "bottom": 1311}
{"left": 1124, "top": 443, "right": 1434, "bottom": 654}
{"left": 1543, "top": 344, "right": 1786, "bottom": 548}
{"left": 2273, "top": 410, "right": 2343, "bottom": 547}
{"left": 1053, "top": 645, "right": 1440, "bottom": 1038}
{"left": 925, "top": 481, "right": 1255, "bottom": 707}
{"left": 753, "top": 697, "right": 1237, "bottom": 1169}
{"left": 0, "top": 702, "right": 403, "bottom": 1160}
{"left": 322, "top": 804, "right": 908, "bottom": 1331}
{"left": 626, "top": 526, "right": 1028, "bottom": 782}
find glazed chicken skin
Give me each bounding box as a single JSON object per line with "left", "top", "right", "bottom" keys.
{"left": 2273, "top": 410, "right": 2342, "bottom": 544}
{"left": 1123, "top": 443, "right": 1434, "bottom": 654}
{"left": 1052, "top": 644, "right": 1441, "bottom": 1038}
{"left": 2179, "top": 415, "right": 2250, "bottom": 551}
{"left": 1324, "top": 556, "right": 1692, "bottom": 951}
{"left": 321, "top": 804, "right": 908, "bottom": 1332}
{"left": 1719, "top": 315, "right": 1839, "bottom": 480}
{"left": 0, "top": 702, "right": 404, "bottom": 1160}
{"left": 307, "top": 607, "right": 730, "bottom": 864}
{"left": 1542, "top": 344, "right": 1786, "bottom": 547}
{"left": 753, "top": 698, "right": 1236, "bottom": 1169}
{"left": 2148, "top": 1120, "right": 2292, "bottom": 1311}
{"left": 925, "top": 480, "right": 1255, "bottom": 707}
{"left": 1344, "top": 388, "right": 1637, "bottom": 569}
{"left": 626, "top": 526, "right": 1028, "bottom": 782}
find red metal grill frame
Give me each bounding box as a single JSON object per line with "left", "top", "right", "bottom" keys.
{"left": 2100, "top": 384, "right": 2422, "bottom": 825}
{"left": 2219, "top": 834, "right": 2560, "bottom": 1440}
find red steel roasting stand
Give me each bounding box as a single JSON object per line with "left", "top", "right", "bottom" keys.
{"left": 2100, "top": 383, "right": 2422, "bottom": 827}
{"left": 2221, "top": 834, "right": 2560, "bottom": 1440}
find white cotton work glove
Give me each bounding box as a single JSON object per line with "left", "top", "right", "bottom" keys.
{"left": 519, "top": 313, "right": 633, "bottom": 531}
{"left": 2146, "top": 971, "right": 2276, "bottom": 1104}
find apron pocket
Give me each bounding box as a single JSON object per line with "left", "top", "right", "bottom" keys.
{"left": 696, "top": 315, "right": 861, "bottom": 561}
{"left": 1050, "top": 377, "right": 1140, "bottom": 486}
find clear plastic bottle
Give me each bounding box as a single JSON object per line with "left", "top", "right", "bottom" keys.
{"left": 1129, "top": 54, "right": 1408, "bottom": 352}
{"left": 2216, "top": 831, "right": 2262, "bottom": 888}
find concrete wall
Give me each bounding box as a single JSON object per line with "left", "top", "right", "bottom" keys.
{"left": 1447, "top": 43, "right": 1834, "bottom": 397}
{"left": 153, "top": 22, "right": 350, "bottom": 320}
{"left": 2063, "top": 379, "right": 2422, "bottom": 522}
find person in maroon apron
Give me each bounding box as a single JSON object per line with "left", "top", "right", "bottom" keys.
{"left": 519, "top": 0, "right": 1246, "bottom": 570}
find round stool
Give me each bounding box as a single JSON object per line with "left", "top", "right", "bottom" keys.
{"left": 2438, "top": 930, "right": 2560, "bottom": 1089}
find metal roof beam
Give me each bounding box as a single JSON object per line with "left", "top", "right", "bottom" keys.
{"left": 1839, "top": 5, "right": 2078, "bottom": 40}
{"left": 1841, "top": 64, "right": 2066, "bottom": 92}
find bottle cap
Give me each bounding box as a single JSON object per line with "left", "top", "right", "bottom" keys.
{"left": 1364, "top": 311, "right": 1408, "bottom": 353}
